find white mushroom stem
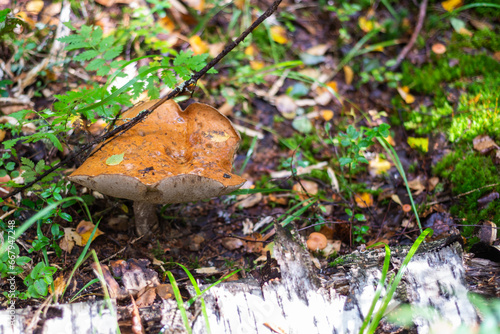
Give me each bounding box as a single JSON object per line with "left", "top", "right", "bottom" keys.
{"left": 133, "top": 201, "right": 158, "bottom": 236}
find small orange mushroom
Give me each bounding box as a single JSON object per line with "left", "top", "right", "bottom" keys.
{"left": 431, "top": 43, "right": 446, "bottom": 55}
{"left": 306, "top": 232, "right": 328, "bottom": 251}
{"left": 68, "top": 100, "right": 246, "bottom": 235}
{"left": 402, "top": 204, "right": 412, "bottom": 213}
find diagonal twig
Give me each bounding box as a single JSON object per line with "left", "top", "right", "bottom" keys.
{"left": 5, "top": 0, "right": 283, "bottom": 200}
{"left": 390, "top": 0, "right": 428, "bottom": 70}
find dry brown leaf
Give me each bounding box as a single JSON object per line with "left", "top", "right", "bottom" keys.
{"left": 136, "top": 287, "right": 157, "bottom": 307}
{"left": 275, "top": 95, "right": 297, "bottom": 119}
{"left": 221, "top": 237, "right": 244, "bottom": 250}
{"left": 344, "top": 65, "right": 354, "bottom": 85}
{"left": 428, "top": 176, "right": 440, "bottom": 191}
{"left": 59, "top": 227, "right": 82, "bottom": 253}
{"left": 268, "top": 193, "right": 288, "bottom": 205}
{"left": 189, "top": 35, "right": 209, "bottom": 55}
{"left": 355, "top": 193, "right": 373, "bottom": 208}
{"left": 156, "top": 284, "right": 174, "bottom": 300}
{"left": 368, "top": 154, "right": 392, "bottom": 176}
{"left": 293, "top": 180, "right": 319, "bottom": 201}
{"left": 397, "top": 86, "right": 415, "bottom": 104}
{"left": 236, "top": 193, "right": 263, "bottom": 209}
{"left": 407, "top": 177, "right": 426, "bottom": 195}
{"left": 473, "top": 134, "right": 499, "bottom": 154}
{"left": 26, "top": 0, "right": 44, "bottom": 14}
{"left": 76, "top": 221, "right": 104, "bottom": 246}
{"left": 270, "top": 26, "right": 288, "bottom": 44}
{"left": 306, "top": 44, "right": 330, "bottom": 56}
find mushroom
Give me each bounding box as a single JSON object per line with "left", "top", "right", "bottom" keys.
{"left": 306, "top": 232, "right": 328, "bottom": 251}
{"left": 68, "top": 99, "right": 246, "bottom": 235}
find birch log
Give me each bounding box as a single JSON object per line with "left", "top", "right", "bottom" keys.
{"left": 1, "top": 225, "right": 492, "bottom": 334}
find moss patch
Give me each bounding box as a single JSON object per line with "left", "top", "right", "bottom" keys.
{"left": 434, "top": 151, "right": 500, "bottom": 236}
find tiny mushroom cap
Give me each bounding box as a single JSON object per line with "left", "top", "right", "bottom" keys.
{"left": 306, "top": 232, "right": 328, "bottom": 251}
{"left": 402, "top": 204, "right": 412, "bottom": 213}
{"left": 431, "top": 43, "right": 446, "bottom": 55}
{"left": 68, "top": 99, "right": 246, "bottom": 235}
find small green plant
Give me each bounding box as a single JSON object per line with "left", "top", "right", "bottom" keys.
{"left": 360, "top": 228, "right": 434, "bottom": 334}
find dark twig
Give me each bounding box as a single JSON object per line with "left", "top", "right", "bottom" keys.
{"left": 390, "top": 0, "right": 428, "bottom": 70}
{"left": 6, "top": 0, "right": 283, "bottom": 199}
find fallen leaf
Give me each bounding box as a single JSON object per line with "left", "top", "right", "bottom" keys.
{"left": 293, "top": 180, "right": 319, "bottom": 201}
{"left": 326, "top": 81, "right": 338, "bottom": 93}
{"left": 236, "top": 193, "right": 263, "bottom": 209}
{"left": 358, "top": 16, "right": 375, "bottom": 32}
{"left": 344, "top": 65, "right": 354, "bottom": 85}
{"left": 245, "top": 45, "right": 256, "bottom": 56}
{"left": 368, "top": 154, "right": 392, "bottom": 176}
{"left": 76, "top": 220, "right": 104, "bottom": 245}
{"left": 136, "top": 287, "right": 157, "bottom": 307}
{"left": 407, "top": 177, "right": 426, "bottom": 195}
{"left": 26, "top": 0, "right": 44, "bottom": 14}
{"left": 221, "top": 237, "right": 244, "bottom": 250}
{"left": 48, "top": 275, "right": 66, "bottom": 296}
{"left": 275, "top": 95, "right": 297, "bottom": 119}
{"left": 106, "top": 153, "right": 124, "bottom": 165}
{"left": 428, "top": 177, "right": 440, "bottom": 191}
{"left": 292, "top": 116, "right": 313, "bottom": 134}
{"left": 407, "top": 137, "right": 429, "bottom": 153}
{"left": 473, "top": 134, "right": 499, "bottom": 154}
{"left": 442, "top": 0, "right": 463, "bottom": 11}
{"left": 270, "top": 26, "right": 288, "bottom": 44}
{"left": 397, "top": 86, "right": 415, "bottom": 104}
{"left": 306, "top": 44, "right": 330, "bottom": 56}
{"left": 195, "top": 267, "right": 220, "bottom": 275}
{"left": 268, "top": 193, "right": 288, "bottom": 205}
{"left": 355, "top": 193, "right": 373, "bottom": 208}
{"left": 158, "top": 16, "right": 175, "bottom": 32}
{"left": 250, "top": 60, "right": 265, "bottom": 70}
{"left": 321, "top": 110, "right": 334, "bottom": 121}
{"left": 156, "top": 284, "right": 174, "bottom": 300}
{"left": 59, "top": 228, "right": 82, "bottom": 253}
{"left": 391, "top": 194, "right": 403, "bottom": 206}
{"left": 189, "top": 35, "right": 209, "bottom": 55}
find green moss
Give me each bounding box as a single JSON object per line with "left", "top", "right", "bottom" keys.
{"left": 452, "top": 27, "right": 500, "bottom": 52}
{"left": 434, "top": 151, "right": 500, "bottom": 236}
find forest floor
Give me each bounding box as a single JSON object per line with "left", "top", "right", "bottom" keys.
{"left": 0, "top": 0, "right": 499, "bottom": 328}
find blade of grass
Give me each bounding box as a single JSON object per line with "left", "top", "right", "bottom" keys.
{"left": 61, "top": 218, "right": 101, "bottom": 299}
{"left": 366, "top": 228, "right": 434, "bottom": 333}
{"left": 377, "top": 136, "right": 422, "bottom": 233}
{"left": 359, "top": 242, "right": 392, "bottom": 334}
{"left": 166, "top": 271, "right": 192, "bottom": 334}
{"left": 239, "top": 136, "right": 258, "bottom": 175}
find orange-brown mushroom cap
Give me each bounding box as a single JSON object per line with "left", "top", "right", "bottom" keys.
{"left": 306, "top": 232, "right": 328, "bottom": 251}
{"left": 68, "top": 100, "right": 246, "bottom": 203}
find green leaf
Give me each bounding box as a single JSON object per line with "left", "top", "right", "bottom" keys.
{"left": 21, "top": 157, "right": 35, "bottom": 170}
{"left": 103, "top": 46, "right": 122, "bottom": 60}
{"left": 58, "top": 212, "right": 72, "bottom": 222}
{"left": 339, "top": 157, "right": 352, "bottom": 166}
{"left": 45, "top": 133, "right": 63, "bottom": 151}
{"left": 106, "top": 153, "right": 124, "bottom": 165}
{"left": 345, "top": 208, "right": 353, "bottom": 216}
{"left": 74, "top": 50, "right": 99, "bottom": 62}
{"left": 346, "top": 125, "right": 358, "bottom": 139}
{"left": 292, "top": 117, "right": 313, "bottom": 134}
{"left": 35, "top": 160, "right": 45, "bottom": 174}
{"left": 34, "top": 279, "right": 48, "bottom": 296}
{"left": 96, "top": 65, "right": 111, "bottom": 76}
{"left": 5, "top": 161, "right": 15, "bottom": 171}
{"left": 86, "top": 58, "right": 106, "bottom": 71}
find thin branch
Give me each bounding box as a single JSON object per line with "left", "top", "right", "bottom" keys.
{"left": 6, "top": 0, "right": 283, "bottom": 200}
{"left": 390, "top": 0, "right": 428, "bottom": 70}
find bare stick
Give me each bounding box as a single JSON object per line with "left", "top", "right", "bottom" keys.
{"left": 390, "top": 0, "right": 428, "bottom": 70}
{"left": 6, "top": 0, "right": 283, "bottom": 199}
